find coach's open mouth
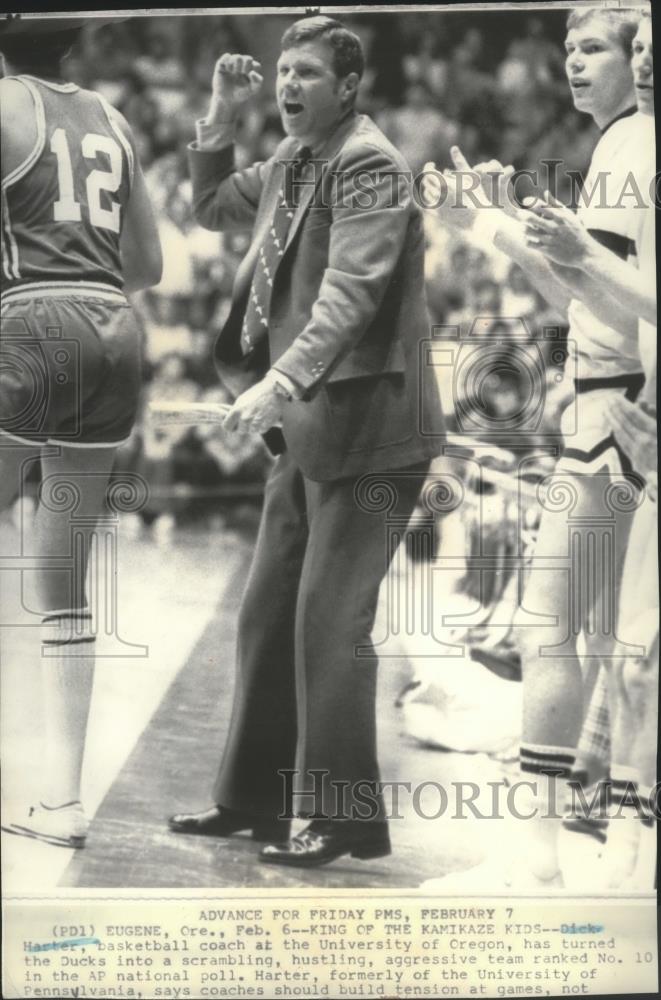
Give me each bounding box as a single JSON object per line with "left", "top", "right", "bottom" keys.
{"left": 284, "top": 101, "right": 304, "bottom": 116}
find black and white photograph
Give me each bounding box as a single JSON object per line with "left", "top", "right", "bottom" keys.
{"left": 0, "top": 2, "right": 658, "bottom": 996}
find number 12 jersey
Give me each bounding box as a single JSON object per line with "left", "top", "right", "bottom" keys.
{"left": 1, "top": 75, "right": 135, "bottom": 292}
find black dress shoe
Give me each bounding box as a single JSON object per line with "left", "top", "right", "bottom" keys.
{"left": 168, "top": 805, "right": 289, "bottom": 842}
{"left": 260, "top": 820, "right": 391, "bottom": 868}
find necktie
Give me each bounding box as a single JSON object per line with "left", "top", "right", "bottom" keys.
{"left": 241, "top": 146, "right": 312, "bottom": 356}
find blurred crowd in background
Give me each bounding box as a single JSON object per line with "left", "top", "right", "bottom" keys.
{"left": 58, "top": 11, "right": 589, "bottom": 536}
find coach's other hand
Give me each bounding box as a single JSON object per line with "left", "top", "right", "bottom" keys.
{"left": 223, "top": 372, "right": 284, "bottom": 435}
{"left": 207, "top": 53, "right": 263, "bottom": 124}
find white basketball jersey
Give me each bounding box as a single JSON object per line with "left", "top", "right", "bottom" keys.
{"left": 568, "top": 110, "right": 655, "bottom": 379}
{"left": 635, "top": 114, "right": 657, "bottom": 404}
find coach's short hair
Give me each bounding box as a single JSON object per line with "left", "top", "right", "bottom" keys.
{"left": 281, "top": 15, "right": 364, "bottom": 80}
{"left": 566, "top": 8, "right": 641, "bottom": 54}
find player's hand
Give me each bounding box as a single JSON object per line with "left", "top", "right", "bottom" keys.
{"left": 609, "top": 395, "right": 657, "bottom": 491}
{"left": 207, "top": 53, "right": 263, "bottom": 123}
{"left": 223, "top": 374, "right": 284, "bottom": 435}
{"left": 523, "top": 191, "right": 592, "bottom": 264}
{"left": 419, "top": 161, "right": 485, "bottom": 232}
{"left": 450, "top": 147, "right": 519, "bottom": 219}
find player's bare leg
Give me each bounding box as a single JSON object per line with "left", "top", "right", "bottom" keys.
{"left": 517, "top": 470, "right": 635, "bottom": 888}
{"left": 3, "top": 443, "right": 117, "bottom": 848}
{"left": 601, "top": 499, "right": 658, "bottom": 888}
{"left": 419, "top": 469, "right": 632, "bottom": 892}
{"left": 628, "top": 631, "right": 659, "bottom": 890}
{"left": 554, "top": 530, "right": 633, "bottom": 886}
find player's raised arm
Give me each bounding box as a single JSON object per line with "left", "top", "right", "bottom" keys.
{"left": 442, "top": 146, "right": 574, "bottom": 318}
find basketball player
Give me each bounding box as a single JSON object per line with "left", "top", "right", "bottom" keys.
{"left": 524, "top": 10, "right": 657, "bottom": 888}
{"left": 0, "top": 15, "right": 162, "bottom": 848}
{"left": 420, "top": 7, "right": 649, "bottom": 889}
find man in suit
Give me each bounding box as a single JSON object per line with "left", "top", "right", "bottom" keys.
{"left": 169, "top": 15, "right": 444, "bottom": 867}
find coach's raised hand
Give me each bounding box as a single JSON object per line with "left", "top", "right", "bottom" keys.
{"left": 207, "top": 53, "right": 263, "bottom": 124}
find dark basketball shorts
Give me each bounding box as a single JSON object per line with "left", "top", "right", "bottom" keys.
{"left": 0, "top": 281, "right": 141, "bottom": 448}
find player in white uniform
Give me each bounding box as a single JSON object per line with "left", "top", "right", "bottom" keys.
{"left": 527, "top": 71, "right": 653, "bottom": 478}
{"left": 524, "top": 11, "right": 656, "bottom": 888}
{"left": 420, "top": 7, "right": 647, "bottom": 890}
{"left": 0, "top": 16, "right": 162, "bottom": 848}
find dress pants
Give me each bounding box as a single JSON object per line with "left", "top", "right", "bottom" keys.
{"left": 212, "top": 450, "right": 429, "bottom": 821}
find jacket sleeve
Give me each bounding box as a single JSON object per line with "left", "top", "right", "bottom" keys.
{"left": 187, "top": 142, "right": 269, "bottom": 232}
{"left": 272, "top": 142, "right": 413, "bottom": 395}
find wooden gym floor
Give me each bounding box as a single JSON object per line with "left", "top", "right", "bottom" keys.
{"left": 1, "top": 510, "right": 513, "bottom": 892}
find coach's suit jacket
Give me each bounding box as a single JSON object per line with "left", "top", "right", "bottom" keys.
{"left": 188, "top": 110, "right": 445, "bottom": 481}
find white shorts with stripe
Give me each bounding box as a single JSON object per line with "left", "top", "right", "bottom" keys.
{"left": 556, "top": 373, "right": 646, "bottom": 483}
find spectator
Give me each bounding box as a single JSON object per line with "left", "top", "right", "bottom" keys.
{"left": 501, "top": 264, "right": 539, "bottom": 322}
{"left": 135, "top": 22, "right": 185, "bottom": 89}
{"left": 143, "top": 294, "right": 194, "bottom": 364}
{"left": 377, "top": 79, "right": 459, "bottom": 174}
{"left": 119, "top": 70, "right": 162, "bottom": 136}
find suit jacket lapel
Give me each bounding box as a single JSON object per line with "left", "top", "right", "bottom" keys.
{"left": 236, "top": 112, "right": 361, "bottom": 289}
{"left": 283, "top": 161, "right": 321, "bottom": 252}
